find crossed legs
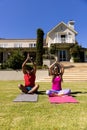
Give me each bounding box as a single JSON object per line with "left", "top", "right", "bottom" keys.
{"left": 18, "top": 84, "right": 39, "bottom": 94}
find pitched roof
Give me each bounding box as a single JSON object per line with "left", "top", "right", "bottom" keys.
{"left": 47, "top": 21, "right": 78, "bottom": 35}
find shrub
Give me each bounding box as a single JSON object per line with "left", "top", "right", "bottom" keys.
{"left": 73, "top": 57, "right": 80, "bottom": 62}
{"left": 5, "top": 50, "right": 24, "bottom": 70}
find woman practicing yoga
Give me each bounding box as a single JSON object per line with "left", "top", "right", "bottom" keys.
{"left": 46, "top": 60, "right": 71, "bottom": 96}
{"left": 18, "top": 53, "right": 39, "bottom": 94}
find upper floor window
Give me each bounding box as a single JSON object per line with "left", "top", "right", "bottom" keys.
{"left": 29, "top": 43, "right": 33, "bottom": 48}
{"left": 61, "top": 35, "right": 66, "bottom": 43}
{"left": 34, "top": 43, "right": 36, "bottom": 47}
{"left": 29, "top": 43, "right": 36, "bottom": 48}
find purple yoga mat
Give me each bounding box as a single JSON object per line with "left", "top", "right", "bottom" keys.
{"left": 49, "top": 95, "right": 78, "bottom": 104}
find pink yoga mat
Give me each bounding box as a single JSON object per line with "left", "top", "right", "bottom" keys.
{"left": 49, "top": 95, "right": 78, "bottom": 104}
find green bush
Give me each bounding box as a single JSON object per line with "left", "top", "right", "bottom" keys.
{"left": 73, "top": 57, "right": 80, "bottom": 62}
{"left": 5, "top": 50, "right": 24, "bottom": 70}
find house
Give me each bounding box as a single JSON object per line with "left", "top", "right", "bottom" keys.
{"left": 46, "top": 20, "right": 78, "bottom": 62}
{"left": 46, "top": 20, "right": 77, "bottom": 47}
{"left": 0, "top": 20, "right": 87, "bottom": 63}
{"left": 0, "top": 39, "right": 36, "bottom": 62}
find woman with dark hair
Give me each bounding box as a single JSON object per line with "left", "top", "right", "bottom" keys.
{"left": 46, "top": 60, "right": 71, "bottom": 96}
{"left": 18, "top": 53, "right": 39, "bottom": 94}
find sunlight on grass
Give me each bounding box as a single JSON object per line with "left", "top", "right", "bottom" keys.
{"left": 0, "top": 81, "right": 87, "bottom": 130}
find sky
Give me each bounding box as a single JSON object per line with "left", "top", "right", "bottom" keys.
{"left": 0, "top": 0, "right": 87, "bottom": 48}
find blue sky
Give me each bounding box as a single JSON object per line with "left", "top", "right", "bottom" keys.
{"left": 0, "top": 0, "right": 87, "bottom": 48}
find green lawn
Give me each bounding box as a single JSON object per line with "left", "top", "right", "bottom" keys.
{"left": 0, "top": 81, "right": 87, "bottom": 130}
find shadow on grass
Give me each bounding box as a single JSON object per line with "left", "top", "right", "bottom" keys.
{"left": 36, "top": 90, "right": 46, "bottom": 95}
{"left": 37, "top": 90, "right": 87, "bottom": 96}
{"left": 70, "top": 91, "right": 87, "bottom": 97}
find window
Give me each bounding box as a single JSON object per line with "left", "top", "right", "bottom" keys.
{"left": 59, "top": 50, "right": 67, "bottom": 61}
{"left": 61, "top": 35, "right": 66, "bottom": 43}
{"left": 34, "top": 43, "right": 36, "bottom": 47}
{"left": 29, "top": 44, "right": 33, "bottom": 48}
{"left": 29, "top": 43, "right": 36, "bottom": 48}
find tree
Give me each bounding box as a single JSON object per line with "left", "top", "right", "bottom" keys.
{"left": 36, "top": 28, "right": 44, "bottom": 66}
{"left": 70, "top": 44, "right": 82, "bottom": 62}
{"left": 6, "top": 50, "right": 24, "bottom": 69}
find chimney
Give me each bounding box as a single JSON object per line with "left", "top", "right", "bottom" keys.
{"left": 68, "top": 20, "right": 75, "bottom": 29}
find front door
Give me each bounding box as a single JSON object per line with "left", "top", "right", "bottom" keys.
{"left": 58, "top": 50, "right": 67, "bottom": 61}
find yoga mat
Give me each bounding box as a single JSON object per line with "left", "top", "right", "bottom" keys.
{"left": 13, "top": 93, "right": 38, "bottom": 102}
{"left": 49, "top": 95, "right": 78, "bottom": 104}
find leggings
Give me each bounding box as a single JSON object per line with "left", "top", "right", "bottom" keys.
{"left": 46, "top": 89, "right": 71, "bottom": 95}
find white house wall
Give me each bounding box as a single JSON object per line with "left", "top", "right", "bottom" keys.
{"left": 65, "top": 29, "right": 76, "bottom": 43}
{"left": 0, "top": 40, "right": 36, "bottom": 48}
{"left": 47, "top": 28, "right": 76, "bottom": 47}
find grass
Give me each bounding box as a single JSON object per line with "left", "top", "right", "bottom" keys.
{"left": 0, "top": 81, "right": 87, "bottom": 130}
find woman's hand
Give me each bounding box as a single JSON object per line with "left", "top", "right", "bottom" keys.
{"left": 27, "top": 53, "right": 30, "bottom": 60}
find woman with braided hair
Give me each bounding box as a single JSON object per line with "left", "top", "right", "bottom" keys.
{"left": 46, "top": 60, "right": 71, "bottom": 96}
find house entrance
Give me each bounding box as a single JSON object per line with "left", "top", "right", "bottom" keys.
{"left": 58, "top": 50, "right": 67, "bottom": 61}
